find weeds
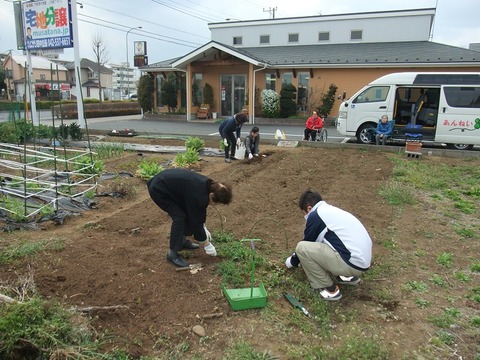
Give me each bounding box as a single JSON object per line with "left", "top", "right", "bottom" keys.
{"left": 436, "top": 253, "right": 453, "bottom": 268}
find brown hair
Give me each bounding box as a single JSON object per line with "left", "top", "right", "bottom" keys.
{"left": 235, "top": 112, "right": 248, "bottom": 125}
{"left": 209, "top": 181, "right": 233, "bottom": 204}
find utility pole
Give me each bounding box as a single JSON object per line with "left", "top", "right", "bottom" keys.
{"left": 263, "top": 6, "right": 277, "bottom": 19}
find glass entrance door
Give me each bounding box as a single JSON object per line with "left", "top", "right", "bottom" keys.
{"left": 220, "top": 75, "right": 246, "bottom": 117}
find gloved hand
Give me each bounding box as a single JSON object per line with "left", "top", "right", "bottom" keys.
{"left": 223, "top": 138, "right": 228, "bottom": 147}
{"left": 254, "top": 153, "right": 259, "bottom": 157}
{"left": 203, "top": 224, "right": 212, "bottom": 242}
{"left": 248, "top": 153, "right": 253, "bottom": 160}
{"left": 236, "top": 138, "right": 241, "bottom": 147}
{"left": 204, "top": 242, "right": 217, "bottom": 256}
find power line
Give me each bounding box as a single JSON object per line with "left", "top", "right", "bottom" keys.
{"left": 78, "top": 18, "right": 200, "bottom": 48}
{"left": 81, "top": 0, "right": 210, "bottom": 41}
{"left": 79, "top": 14, "right": 203, "bottom": 47}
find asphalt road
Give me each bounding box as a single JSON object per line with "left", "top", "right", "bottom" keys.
{"left": 0, "top": 110, "right": 348, "bottom": 143}
{"left": 1, "top": 110, "right": 479, "bottom": 154}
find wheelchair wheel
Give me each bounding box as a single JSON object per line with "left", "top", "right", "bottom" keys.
{"left": 317, "top": 128, "right": 328, "bottom": 142}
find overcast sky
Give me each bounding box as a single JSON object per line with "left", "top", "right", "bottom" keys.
{"left": 1, "top": 0, "right": 479, "bottom": 66}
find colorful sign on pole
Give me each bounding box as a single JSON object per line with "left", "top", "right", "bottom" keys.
{"left": 22, "top": 0, "right": 73, "bottom": 51}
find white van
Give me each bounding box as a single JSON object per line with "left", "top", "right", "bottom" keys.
{"left": 336, "top": 72, "right": 480, "bottom": 150}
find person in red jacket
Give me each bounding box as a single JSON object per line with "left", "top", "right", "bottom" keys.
{"left": 303, "top": 111, "right": 324, "bottom": 141}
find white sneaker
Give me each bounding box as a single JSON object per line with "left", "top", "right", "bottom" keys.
{"left": 336, "top": 275, "right": 361, "bottom": 285}
{"left": 316, "top": 286, "right": 342, "bottom": 301}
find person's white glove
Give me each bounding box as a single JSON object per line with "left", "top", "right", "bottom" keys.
{"left": 223, "top": 138, "right": 228, "bottom": 147}
{"left": 203, "top": 224, "right": 212, "bottom": 242}
{"left": 204, "top": 243, "right": 217, "bottom": 256}
{"left": 236, "top": 138, "right": 241, "bottom": 147}
{"left": 285, "top": 256, "right": 294, "bottom": 269}
{"left": 248, "top": 153, "right": 253, "bottom": 160}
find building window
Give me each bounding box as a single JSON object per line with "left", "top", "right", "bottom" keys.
{"left": 265, "top": 73, "right": 276, "bottom": 90}
{"left": 350, "top": 30, "right": 362, "bottom": 40}
{"left": 281, "top": 72, "right": 293, "bottom": 85}
{"left": 192, "top": 73, "right": 203, "bottom": 106}
{"left": 318, "top": 32, "right": 330, "bottom": 41}
{"left": 233, "top": 36, "right": 243, "bottom": 45}
{"left": 297, "top": 72, "right": 309, "bottom": 111}
{"left": 288, "top": 33, "right": 299, "bottom": 43}
{"left": 260, "top": 35, "right": 270, "bottom": 44}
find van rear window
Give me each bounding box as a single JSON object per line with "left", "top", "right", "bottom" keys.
{"left": 444, "top": 86, "right": 480, "bottom": 108}
{"left": 414, "top": 74, "right": 480, "bottom": 85}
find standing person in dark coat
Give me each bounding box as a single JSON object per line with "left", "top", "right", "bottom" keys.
{"left": 147, "top": 168, "right": 233, "bottom": 267}
{"left": 219, "top": 112, "right": 249, "bottom": 163}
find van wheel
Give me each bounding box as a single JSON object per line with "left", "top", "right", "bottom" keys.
{"left": 447, "top": 143, "right": 474, "bottom": 150}
{"left": 357, "top": 123, "right": 376, "bottom": 144}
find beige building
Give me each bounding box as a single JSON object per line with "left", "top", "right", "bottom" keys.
{"left": 3, "top": 54, "right": 70, "bottom": 101}
{"left": 141, "top": 8, "right": 480, "bottom": 121}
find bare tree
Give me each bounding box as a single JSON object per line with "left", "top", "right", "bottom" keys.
{"left": 91, "top": 32, "right": 110, "bottom": 103}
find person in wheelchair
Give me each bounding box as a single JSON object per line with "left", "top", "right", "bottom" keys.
{"left": 303, "top": 111, "right": 324, "bottom": 141}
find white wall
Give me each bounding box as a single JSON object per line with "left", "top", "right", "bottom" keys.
{"left": 210, "top": 9, "right": 434, "bottom": 47}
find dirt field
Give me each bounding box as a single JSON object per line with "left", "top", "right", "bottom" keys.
{"left": 1, "top": 137, "right": 479, "bottom": 359}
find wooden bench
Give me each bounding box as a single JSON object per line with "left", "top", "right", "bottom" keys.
{"left": 196, "top": 104, "right": 211, "bottom": 119}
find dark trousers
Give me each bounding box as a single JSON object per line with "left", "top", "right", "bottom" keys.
{"left": 148, "top": 187, "right": 190, "bottom": 251}
{"left": 224, "top": 132, "right": 237, "bottom": 159}
{"left": 304, "top": 128, "right": 317, "bottom": 141}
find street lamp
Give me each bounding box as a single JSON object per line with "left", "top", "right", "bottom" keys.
{"left": 125, "top": 26, "right": 142, "bottom": 100}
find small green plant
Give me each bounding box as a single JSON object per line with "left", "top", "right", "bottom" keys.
{"left": 402, "top": 280, "right": 428, "bottom": 293}
{"left": 173, "top": 148, "right": 199, "bottom": 168}
{"left": 429, "top": 274, "right": 447, "bottom": 287}
{"left": 185, "top": 136, "right": 204, "bottom": 152}
{"left": 136, "top": 160, "right": 163, "bottom": 180}
{"left": 95, "top": 142, "right": 125, "bottom": 159}
{"left": 436, "top": 252, "right": 453, "bottom": 268}
{"left": 433, "top": 330, "right": 455, "bottom": 345}
{"left": 74, "top": 156, "right": 104, "bottom": 175}
{"left": 471, "top": 262, "right": 480, "bottom": 272}
{"left": 1, "top": 196, "right": 27, "bottom": 222}
{"left": 470, "top": 316, "right": 480, "bottom": 327}
{"left": 454, "top": 271, "right": 470, "bottom": 282}
{"left": 414, "top": 298, "right": 431, "bottom": 308}
{"left": 68, "top": 122, "right": 83, "bottom": 140}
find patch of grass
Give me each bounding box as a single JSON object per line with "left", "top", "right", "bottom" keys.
{"left": 0, "top": 297, "right": 99, "bottom": 359}
{"left": 402, "top": 280, "right": 429, "bottom": 293}
{"left": 429, "top": 308, "right": 462, "bottom": 328}
{"left": 471, "top": 262, "right": 480, "bottom": 272}
{"left": 436, "top": 253, "right": 453, "bottom": 268}
{"left": 378, "top": 181, "right": 416, "bottom": 206}
{"left": 432, "top": 330, "right": 456, "bottom": 346}
{"left": 429, "top": 274, "right": 447, "bottom": 287}
{"left": 454, "top": 271, "right": 471, "bottom": 282}
{"left": 470, "top": 316, "right": 480, "bottom": 327}
{"left": 0, "top": 240, "right": 46, "bottom": 264}
{"left": 223, "top": 340, "right": 279, "bottom": 360}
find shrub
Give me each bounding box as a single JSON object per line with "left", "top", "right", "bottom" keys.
{"left": 317, "top": 83, "right": 338, "bottom": 117}
{"left": 138, "top": 74, "right": 154, "bottom": 112}
{"left": 279, "top": 83, "right": 297, "bottom": 118}
{"left": 261, "top": 89, "right": 280, "bottom": 118}
{"left": 203, "top": 83, "right": 214, "bottom": 110}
